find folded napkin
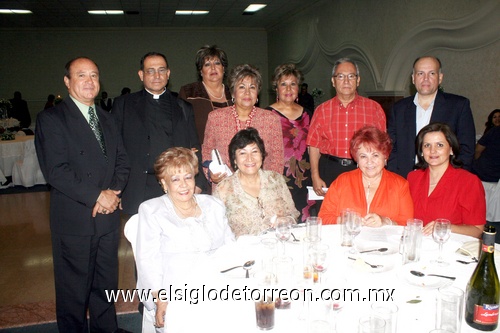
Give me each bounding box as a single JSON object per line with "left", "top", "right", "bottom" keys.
{"left": 456, "top": 240, "right": 480, "bottom": 258}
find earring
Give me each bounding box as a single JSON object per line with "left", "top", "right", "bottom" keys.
{"left": 231, "top": 97, "right": 235, "bottom": 103}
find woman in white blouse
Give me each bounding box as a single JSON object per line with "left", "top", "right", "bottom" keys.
{"left": 136, "top": 147, "right": 234, "bottom": 331}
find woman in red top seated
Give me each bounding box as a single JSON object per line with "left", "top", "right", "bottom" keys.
{"left": 408, "top": 122, "right": 485, "bottom": 238}
{"left": 319, "top": 126, "right": 414, "bottom": 226}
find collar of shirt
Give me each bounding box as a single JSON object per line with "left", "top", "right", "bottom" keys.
{"left": 145, "top": 88, "right": 166, "bottom": 99}
{"left": 414, "top": 92, "right": 435, "bottom": 134}
{"left": 69, "top": 95, "right": 95, "bottom": 123}
{"left": 334, "top": 93, "right": 360, "bottom": 107}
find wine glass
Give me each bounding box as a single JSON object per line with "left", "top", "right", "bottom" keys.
{"left": 345, "top": 212, "right": 362, "bottom": 255}
{"left": 309, "top": 243, "right": 329, "bottom": 283}
{"left": 432, "top": 219, "right": 452, "bottom": 266}
{"left": 275, "top": 216, "right": 293, "bottom": 256}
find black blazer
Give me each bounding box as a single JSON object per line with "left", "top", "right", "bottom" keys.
{"left": 112, "top": 89, "right": 205, "bottom": 215}
{"left": 387, "top": 91, "right": 476, "bottom": 178}
{"left": 35, "top": 98, "right": 130, "bottom": 236}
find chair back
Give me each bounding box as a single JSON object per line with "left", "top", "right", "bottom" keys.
{"left": 124, "top": 214, "right": 139, "bottom": 259}
{"left": 482, "top": 181, "right": 500, "bottom": 222}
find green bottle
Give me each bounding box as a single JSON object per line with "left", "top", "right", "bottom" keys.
{"left": 465, "top": 225, "right": 499, "bottom": 331}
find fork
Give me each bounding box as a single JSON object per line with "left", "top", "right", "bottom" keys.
{"left": 348, "top": 257, "right": 383, "bottom": 269}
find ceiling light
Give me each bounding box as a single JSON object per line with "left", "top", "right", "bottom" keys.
{"left": 0, "top": 9, "right": 32, "bottom": 14}
{"left": 175, "top": 10, "right": 209, "bottom": 15}
{"left": 88, "top": 10, "right": 124, "bottom": 15}
{"left": 243, "top": 4, "right": 267, "bottom": 13}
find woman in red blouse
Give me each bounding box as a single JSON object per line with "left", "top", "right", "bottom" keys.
{"left": 202, "top": 64, "right": 284, "bottom": 185}
{"left": 408, "top": 122, "right": 485, "bottom": 238}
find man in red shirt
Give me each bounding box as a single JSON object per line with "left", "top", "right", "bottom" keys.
{"left": 306, "top": 58, "right": 386, "bottom": 208}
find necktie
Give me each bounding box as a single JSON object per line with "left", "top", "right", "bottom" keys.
{"left": 88, "top": 106, "right": 107, "bottom": 158}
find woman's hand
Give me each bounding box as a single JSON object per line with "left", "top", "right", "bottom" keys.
{"left": 210, "top": 172, "right": 228, "bottom": 184}
{"left": 362, "top": 213, "right": 393, "bottom": 227}
{"left": 155, "top": 301, "right": 168, "bottom": 328}
{"left": 422, "top": 221, "right": 435, "bottom": 236}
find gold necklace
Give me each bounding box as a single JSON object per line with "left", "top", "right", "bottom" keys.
{"left": 202, "top": 82, "right": 225, "bottom": 100}
{"left": 169, "top": 195, "right": 198, "bottom": 218}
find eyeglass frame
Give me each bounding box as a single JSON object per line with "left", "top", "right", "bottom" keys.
{"left": 143, "top": 67, "right": 169, "bottom": 76}
{"left": 332, "top": 73, "right": 358, "bottom": 81}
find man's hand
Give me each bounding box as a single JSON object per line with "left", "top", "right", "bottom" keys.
{"left": 311, "top": 174, "right": 327, "bottom": 196}
{"left": 92, "top": 189, "right": 121, "bottom": 217}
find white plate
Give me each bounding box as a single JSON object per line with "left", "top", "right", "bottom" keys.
{"left": 398, "top": 262, "right": 453, "bottom": 289}
{"left": 346, "top": 255, "right": 395, "bottom": 273}
{"left": 356, "top": 241, "right": 398, "bottom": 255}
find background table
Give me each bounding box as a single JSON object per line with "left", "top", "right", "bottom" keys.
{"left": 146, "top": 225, "right": 499, "bottom": 333}
{"left": 0, "top": 135, "right": 35, "bottom": 177}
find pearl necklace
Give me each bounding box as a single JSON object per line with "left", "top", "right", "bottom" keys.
{"left": 232, "top": 105, "right": 257, "bottom": 132}
{"left": 202, "top": 82, "right": 225, "bottom": 100}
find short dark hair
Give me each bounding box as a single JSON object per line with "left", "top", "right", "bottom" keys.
{"left": 228, "top": 128, "right": 267, "bottom": 170}
{"left": 140, "top": 52, "right": 168, "bottom": 70}
{"left": 415, "top": 122, "right": 462, "bottom": 169}
{"left": 64, "top": 57, "right": 98, "bottom": 78}
{"left": 271, "top": 63, "right": 303, "bottom": 90}
{"left": 195, "top": 45, "right": 228, "bottom": 81}
{"left": 350, "top": 126, "right": 392, "bottom": 162}
{"left": 228, "top": 64, "right": 262, "bottom": 95}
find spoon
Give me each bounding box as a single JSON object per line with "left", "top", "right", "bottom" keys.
{"left": 410, "top": 270, "right": 456, "bottom": 280}
{"left": 221, "top": 260, "right": 255, "bottom": 274}
{"left": 348, "top": 257, "right": 383, "bottom": 269}
{"left": 291, "top": 232, "right": 300, "bottom": 242}
{"left": 359, "top": 247, "right": 388, "bottom": 254}
{"left": 456, "top": 259, "right": 477, "bottom": 265}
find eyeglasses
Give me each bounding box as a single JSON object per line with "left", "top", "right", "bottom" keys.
{"left": 144, "top": 68, "right": 168, "bottom": 76}
{"left": 333, "top": 73, "right": 358, "bottom": 81}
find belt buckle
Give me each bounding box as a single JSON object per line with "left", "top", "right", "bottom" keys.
{"left": 340, "top": 159, "right": 350, "bottom": 166}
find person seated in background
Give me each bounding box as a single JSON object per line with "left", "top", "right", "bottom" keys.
{"left": 213, "top": 128, "right": 299, "bottom": 237}
{"left": 9, "top": 91, "right": 31, "bottom": 128}
{"left": 120, "top": 87, "right": 131, "bottom": 95}
{"left": 408, "top": 122, "right": 485, "bottom": 238}
{"left": 44, "top": 94, "right": 55, "bottom": 110}
{"left": 481, "top": 108, "right": 500, "bottom": 135}
{"left": 473, "top": 115, "right": 500, "bottom": 183}
{"left": 319, "top": 126, "right": 414, "bottom": 226}
{"left": 99, "top": 91, "right": 113, "bottom": 111}
{"left": 136, "top": 147, "right": 234, "bottom": 331}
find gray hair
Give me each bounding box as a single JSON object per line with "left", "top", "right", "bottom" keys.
{"left": 331, "top": 57, "right": 359, "bottom": 77}
{"left": 228, "top": 64, "right": 262, "bottom": 94}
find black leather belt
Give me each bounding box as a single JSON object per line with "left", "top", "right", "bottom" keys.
{"left": 323, "top": 154, "right": 355, "bottom": 166}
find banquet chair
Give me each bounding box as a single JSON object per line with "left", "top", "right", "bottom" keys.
{"left": 124, "top": 214, "right": 158, "bottom": 333}
{"left": 482, "top": 180, "right": 500, "bottom": 222}
{"left": 11, "top": 139, "right": 46, "bottom": 187}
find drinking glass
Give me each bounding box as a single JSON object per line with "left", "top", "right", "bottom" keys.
{"left": 275, "top": 216, "right": 293, "bottom": 256}
{"left": 435, "top": 286, "right": 464, "bottom": 333}
{"left": 432, "top": 219, "right": 451, "bottom": 266}
{"left": 345, "top": 212, "right": 362, "bottom": 254}
{"left": 358, "top": 316, "right": 386, "bottom": 333}
{"left": 309, "top": 243, "right": 329, "bottom": 283}
{"left": 306, "top": 216, "right": 322, "bottom": 241}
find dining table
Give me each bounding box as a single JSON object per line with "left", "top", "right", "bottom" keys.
{"left": 151, "top": 225, "right": 499, "bottom": 333}
{"left": 0, "top": 135, "right": 35, "bottom": 177}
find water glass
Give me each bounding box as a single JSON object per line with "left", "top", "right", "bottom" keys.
{"left": 260, "top": 238, "right": 278, "bottom": 281}
{"left": 436, "top": 286, "right": 464, "bottom": 333}
{"left": 402, "top": 219, "right": 423, "bottom": 264}
{"left": 273, "top": 256, "right": 294, "bottom": 286}
{"left": 371, "top": 303, "right": 398, "bottom": 333}
{"left": 340, "top": 209, "right": 356, "bottom": 247}
{"left": 358, "top": 316, "right": 386, "bottom": 333}
{"left": 306, "top": 216, "right": 322, "bottom": 241}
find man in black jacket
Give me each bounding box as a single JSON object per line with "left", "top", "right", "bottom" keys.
{"left": 113, "top": 51, "right": 206, "bottom": 215}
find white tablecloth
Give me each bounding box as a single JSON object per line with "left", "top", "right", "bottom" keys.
{"left": 0, "top": 135, "right": 35, "bottom": 177}
{"left": 151, "top": 225, "right": 499, "bottom": 333}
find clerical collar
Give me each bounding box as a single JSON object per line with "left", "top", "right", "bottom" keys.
{"left": 145, "top": 88, "right": 166, "bottom": 99}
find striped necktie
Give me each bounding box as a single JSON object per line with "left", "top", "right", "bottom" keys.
{"left": 88, "top": 106, "right": 107, "bottom": 158}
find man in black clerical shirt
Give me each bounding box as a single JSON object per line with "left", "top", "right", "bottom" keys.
{"left": 112, "top": 52, "right": 206, "bottom": 215}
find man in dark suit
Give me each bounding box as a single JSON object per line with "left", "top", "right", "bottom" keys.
{"left": 100, "top": 91, "right": 113, "bottom": 111}
{"left": 113, "top": 51, "right": 206, "bottom": 216}
{"left": 35, "top": 57, "right": 130, "bottom": 333}
{"left": 387, "top": 56, "right": 475, "bottom": 178}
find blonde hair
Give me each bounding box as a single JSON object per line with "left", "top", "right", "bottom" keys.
{"left": 154, "top": 147, "right": 198, "bottom": 180}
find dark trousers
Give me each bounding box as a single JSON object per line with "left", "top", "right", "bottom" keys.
{"left": 52, "top": 228, "right": 119, "bottom": 333}
{"left": 313, "top": 155, "right": 357, "bottom": 215}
